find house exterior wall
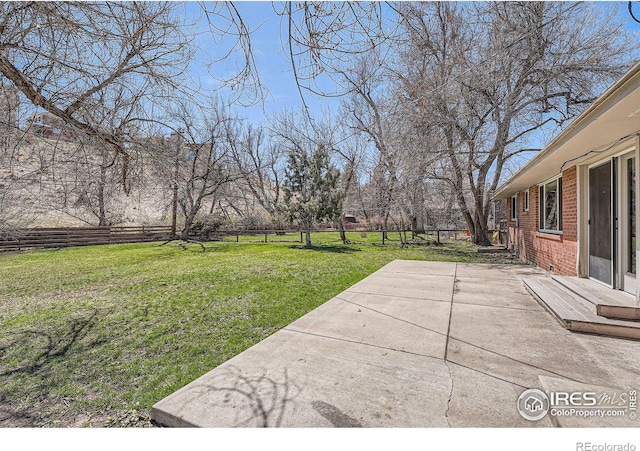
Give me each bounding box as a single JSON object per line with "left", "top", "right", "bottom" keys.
{"left": 506, "top": 166, "right": 578, "bottom": 276}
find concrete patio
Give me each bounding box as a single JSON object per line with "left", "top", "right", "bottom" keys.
{"left": 151, "top": 260, "right": 640, "bottom": 427}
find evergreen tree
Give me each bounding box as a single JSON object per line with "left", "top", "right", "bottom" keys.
{"left": 283, "top": 144, "right": 343, "bottom": 248}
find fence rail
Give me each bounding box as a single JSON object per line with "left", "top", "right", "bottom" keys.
{"left": 193, "top": 228, "right": 504, "bottom": 245}
{"left": 0, "top": 226, "right": 506, "bottom": 251}
{"left": 0, "top": 226, "right": 172, "bottom": 251}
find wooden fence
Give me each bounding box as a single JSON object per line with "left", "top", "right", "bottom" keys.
{"left": 0, "top": 226, "right": 172, "bottom": 251}
{"left": 0, "top": 226, "right": 506, "bottom": 251}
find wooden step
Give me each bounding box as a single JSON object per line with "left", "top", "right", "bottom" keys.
{"left": 551, "top": 275, "right": 634, "bottom": 307}
{"left": 476, "top": 246, "right": 510, "bottom": 254}
{"left": 523, "top": 278, "right": 596, "bottom": 323}
{"left": 551, "top": 276, "right": 640, "bottom": 321}
{"left": 596, "top": 304, "right": 640, "bottom": 321}
{"left": 523, "top": 277, "right": 640, "bottom": 340}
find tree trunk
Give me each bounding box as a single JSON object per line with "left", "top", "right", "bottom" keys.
{"left": 411, "top": 215, "right": 418, "bottom": 239}
{"left": 471, "top": 210, "right": 491, "bottom": 246}
{"left": 305, "top": 218, "right": 312, "bottom": 248}
{"left": 97, "top": 184, "right": 108, "bottom": 226}
{"left": 181, "top": 208, "right": 196, "bottom": 241}
{"left": 338, "top": 218, "right": 347, "bottom": 244}
{"left": 180, "top": 223, "right": 191, "bottom": 241}
{"left": 97, "top": 161, "right": 108, "bottom": 226}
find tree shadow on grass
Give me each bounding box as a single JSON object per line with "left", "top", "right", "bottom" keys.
{"left": 159, "top": 239, "right": 207, "bottom": 252}
{"left": 157, "top": 240, "right": 246, "bottom": 254}
{"left": 0, "top": 309, "right": 101, "bottom": 378}
{"left": 287, "top": 244, "right": 361, "bottom": 254}
{"left": 0, "top": 309, "right": 105, "bottom": 426}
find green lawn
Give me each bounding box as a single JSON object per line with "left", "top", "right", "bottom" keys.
{"left": 0, "top": 239, "right": 516, "bottom": 427}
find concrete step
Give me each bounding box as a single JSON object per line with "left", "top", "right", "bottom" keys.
{"left": 551, "top": 275, "right": 640, "bottom": 321}
{"left": 523, "top": 277, "right": 640, "bottom": 340}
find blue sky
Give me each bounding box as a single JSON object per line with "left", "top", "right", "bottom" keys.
{"left": 179, "top": 1, "right": 640, "bottom": 158}
{"left": 182, "top": 1, "right": 341, "bottom": 126}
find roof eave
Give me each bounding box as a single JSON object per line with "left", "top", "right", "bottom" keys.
{"left": 492, "top": 60, "right": 640, "bottom": 200}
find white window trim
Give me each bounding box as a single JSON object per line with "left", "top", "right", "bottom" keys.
{"left": 539, "top": 175, "right": 563, "bottom": 234}
{"left": 523, "top": 190, "right": 529, "bottom": 212}
{"left": 511, "top": 195, "right": 518, "bottom": 221}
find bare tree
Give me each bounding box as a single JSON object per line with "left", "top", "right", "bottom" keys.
{"left": 331, "top": 128, "right": 367, "bottom": 243}
{"left": 393, "top": 1, "right": 639, "bottom": 244}
{"left": 200, "top": 1, "right": 266, "bottom": 106}
{"left": 338, "top": 52, "right": 404, "bottom": 230}
{"left": 152, "top": 101, "right": 240, "bottom": 240}
{"left": 226, "top": 124, "right": 284, "bottom": 216}
{"left": 276, "top": 1, "right": 395, "bottom": 106}
{"left": 0, "top": 2, "right": 195, "bottom": 191}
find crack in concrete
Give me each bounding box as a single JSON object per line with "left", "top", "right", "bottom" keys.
{"left": 282, "top": 327, "right": 443, "bottom": 361}
{"left": 444, "top": 360, "right": 454, "bottom": 428}
{"left": 443, "top": 264, "right": 457, "bottom": 428}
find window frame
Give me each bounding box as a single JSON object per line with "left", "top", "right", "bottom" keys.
{"left": 511, "top": 195, "right": 518, "bottom": 221}
{"left": 538, "top": 176, "right": 563, "bottom": 234}
{"left": 523, "top": 190, "right": 529, "bottom": 212}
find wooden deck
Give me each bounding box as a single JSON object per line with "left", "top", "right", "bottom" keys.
{"left": 551, "top": 276, "right": 640, "bottom": 321}
{"left": 523, "top": 276, "right": 640, "bottom": 340}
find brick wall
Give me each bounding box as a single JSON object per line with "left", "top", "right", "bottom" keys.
{"left": 506, "top": 166, "right": 578, "bottom": 276}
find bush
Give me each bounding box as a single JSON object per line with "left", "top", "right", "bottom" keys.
{"left": 189, "top": 215, "right": 226, "bottom": 240}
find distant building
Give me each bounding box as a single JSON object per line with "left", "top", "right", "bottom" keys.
{"left": 28, "top": 112, "right": 72, "bottom": 139}
{"left": 343, "top": 215, "right": 359, "bottom": 230}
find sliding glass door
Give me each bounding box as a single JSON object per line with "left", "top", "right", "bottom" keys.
{"left": 589, "top": 161, "right": 613, "bottom": 286}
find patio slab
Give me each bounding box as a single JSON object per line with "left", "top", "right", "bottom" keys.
{"left": 455, "top": 263, "right": 545, "bottom": 280}
{"left": 151, "top": 329, "right": 452, "bottom": 428}
{"left": 454, "top": 277, "right": 546, "bottom": 311}
{"left": 345, "top": 273, "right": 454, "bottom": 302}
{"left": 151, "top": 260, "right": 640, "bottom": 428}
{"left": 376, "top": 260, "right": 457, "bottom": 277}
{"left": 286, "top": 295, "right": 449, "bottom": 358}
{"left": 446, "top": 362, "right": 553, "bottom": 427}
{"left": 446, "top": 301, "right": 619, "bottom": 388}
{"left": 336, "top": 291, "right": 452, "bottom": 335}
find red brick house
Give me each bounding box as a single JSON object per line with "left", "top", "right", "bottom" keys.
{"left": 494, "top": 61, "right": 640, "bottom": 303}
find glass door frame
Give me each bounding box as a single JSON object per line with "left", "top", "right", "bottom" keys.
{"left": 618, "top": 152, "right": 636, "bottom": 294}
{"left": 588, "top": 159, "right": 614, "bottom": 287}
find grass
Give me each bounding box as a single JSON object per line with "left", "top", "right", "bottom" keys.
{"left": 0, "top": 238, "right": 517, "bottom": 427}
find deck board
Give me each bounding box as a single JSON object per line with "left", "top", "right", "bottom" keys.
{"left": 551, "top": 276, "right": 636, "bottom": 307}
{"left": 523, "top": 277, "right": 640, "bottom": 340}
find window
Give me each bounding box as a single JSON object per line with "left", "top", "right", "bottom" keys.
{"left": 539, "top": 177, "right": 562, "bottom": 232}
{"left": 523, "top": 190, "right": 529, "bottom": 212}
{"left": 511, "top": 195, "right": 518, "bottom": 221}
